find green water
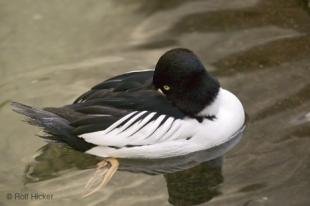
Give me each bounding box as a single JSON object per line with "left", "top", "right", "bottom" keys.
{"left": 1, "top": 0, "right": 310, "bottom": 205}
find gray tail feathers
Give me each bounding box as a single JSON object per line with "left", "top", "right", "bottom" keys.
{"left": 11, "top": 102, "right": 94, "bottom": 152}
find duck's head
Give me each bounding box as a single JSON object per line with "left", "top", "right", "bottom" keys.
{"left": 153, "top": 48, "right": 220, "bottom": 118}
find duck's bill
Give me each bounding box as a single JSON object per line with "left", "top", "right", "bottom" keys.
{"left": 158, "top": 88, "right": 165, "bottom": 95}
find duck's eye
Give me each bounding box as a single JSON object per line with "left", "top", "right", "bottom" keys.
{"left": 163, "top": 85, "right": 170, "bottom": 91}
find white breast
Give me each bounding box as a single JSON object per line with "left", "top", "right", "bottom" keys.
{"left": 198, "top": 91, "right": 221, "bottom": 117}
{"left": 192, "top": 88, "right": 245, "bottom": 149}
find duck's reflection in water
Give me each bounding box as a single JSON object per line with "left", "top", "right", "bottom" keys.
{"left": 24, "top": 126, "right": 244, "bottom": 205}
{"left": 165, "top": 157, "right": 223, "bottom": 205}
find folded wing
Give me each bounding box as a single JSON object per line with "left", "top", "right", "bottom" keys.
{"left": 78, "top": 111, "right": 195, "bottom": 148}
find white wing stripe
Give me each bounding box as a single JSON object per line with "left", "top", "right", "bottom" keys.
{"left": 143, "top": 114, "right": 166, "bottom": 139}
{"left": 135, "top": 112, "right": 157, "bottom": 129}
{"left": 114, "top": 111, "right": 147, "bottom": 134}
{"left": 110, "top": 115, "right": 152, "bottom": 140}
{"left": 160, "top": 119, "right": 182, "bottom": 141}
{"left": 126, "top": 114, "right": 165, "bottom": 143}
{"left": 124, "top": 69, "right": 153, "bottom": 74}
{"left": 126, "top": 112, "right": 157, "bottom": 138}
{"left": 102, "top": 111, "right": 137, "bottom": 135}
{"left": 117, "top": 121, "right": 145, "bottom": 138}
{"left": 147, "top": 117, "right": 175, "bottom": 142}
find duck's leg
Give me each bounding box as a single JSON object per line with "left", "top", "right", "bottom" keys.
{"left": 82, "top": 158, "right": 119, "bottom": 198}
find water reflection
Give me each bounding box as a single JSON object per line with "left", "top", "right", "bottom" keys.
{"left": 24, "top": 126, "right": 244, "bottom": 205}
{"left": 164, "top": 158, "right": 223, "bottom": 205}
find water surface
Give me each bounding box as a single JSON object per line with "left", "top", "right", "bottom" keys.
{"left": 1, "top": 0, "right": 310, "bottom": 205}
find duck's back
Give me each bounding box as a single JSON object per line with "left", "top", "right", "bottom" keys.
{"left": 73, "top": 70, "right": 155, "bottom": 103}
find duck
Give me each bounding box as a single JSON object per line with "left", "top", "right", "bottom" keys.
{"left": 12, "top": 48, "right": 245, "bottom": 196}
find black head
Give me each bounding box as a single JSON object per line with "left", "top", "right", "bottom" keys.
{"left": 153, "top": 48, "right": 220, "bottom": 117}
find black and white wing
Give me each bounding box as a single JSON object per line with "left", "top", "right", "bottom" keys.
{"left": 70, "top": 87, "right": 196, "bottom": 146}
{"left": 78, "top": 110, "right": 197, "bottom": 147}
{"left": 78, "top": 109, "right": 201, "bottom": 159}
{"left": 44, "top": 70, "right": 199, "bottom": 157}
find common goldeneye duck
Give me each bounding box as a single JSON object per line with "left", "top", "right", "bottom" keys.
{"left": 12, "top": 48, "right": 245, "bottom": 196}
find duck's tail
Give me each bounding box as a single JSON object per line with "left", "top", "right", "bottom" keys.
{"left": 11, "top": 102, "right": 93, "bottom": 152}
{"left": 11, "top": 102, "right": 71, "bottom": 137}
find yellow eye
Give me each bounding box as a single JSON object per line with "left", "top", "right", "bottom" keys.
{"left": 163, "top": 85, "right": 170, "bottom": 91}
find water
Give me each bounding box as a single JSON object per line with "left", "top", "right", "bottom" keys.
{"left": 0, "top": 0, "right": 309, "bottom": 205}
